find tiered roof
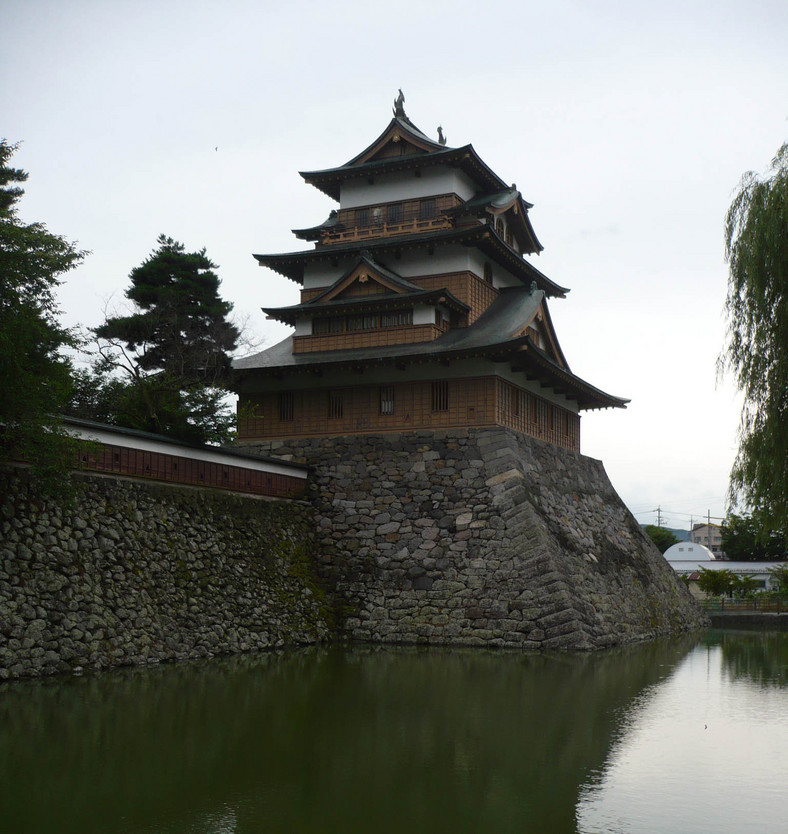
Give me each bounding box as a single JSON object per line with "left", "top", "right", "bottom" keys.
{"left": 237, "top": 100, "right": 628, "bottom": 413}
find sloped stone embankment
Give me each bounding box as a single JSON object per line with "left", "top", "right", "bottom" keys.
{"left": 250, "top": 428, "right": 707, "bottom": 649}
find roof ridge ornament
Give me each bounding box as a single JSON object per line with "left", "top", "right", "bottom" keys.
{"left": 393, "top": 88, "right": 406, "bottom": 119}
{"left": 437, "top": 126, "right": 447, "bottom": 146}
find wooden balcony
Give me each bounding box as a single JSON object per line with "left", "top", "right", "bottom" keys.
{"left": 321, "top": 215, "right": 453, "bottom": 245}
{"left": 318, "top": 194, "right": 462, "bottom": 246}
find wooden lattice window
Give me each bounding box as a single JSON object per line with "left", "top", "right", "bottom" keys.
{"left": 379, "top": 385, "right": 395, "bottom": 415}
{"left": 278, "top": 391, "right": 294, "bottom": 422}
{"left": 328, "top": 390, "right": 344, "bottom": 419}
{"left": 381, "top": 309, "right": 413, "bottom": 327}
{"left": 347, "top": 314, "right": 378, "bottom": 331}
{"left": 387, "top": 202, "right": 403, "bottom": 223}
{"left": 431, "top": 380, "right": 449, "bottom": 412}
{"left": 355, "top": 208, "right": 370, "bottom": 227}
{"left": 483, "top": 262, "right": 493, "bottom": 284}
{"left": 313, "top": 316, "right": 344, "bottom": 335}
{"left": 419, "top": 198, "right": 436, "bottom": 220}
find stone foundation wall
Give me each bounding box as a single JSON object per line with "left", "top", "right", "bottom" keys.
{"left": 0, "top": 470, "right": 330, "bottom": 679}
{"left": 248, "top": 428, "right": 707, "bottom": 650}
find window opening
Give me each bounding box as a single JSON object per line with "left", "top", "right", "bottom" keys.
{"left": 419, "top": 199, "right": 436, "bottom": 220}
{"left": 279, "top": 391, "right": 294, "bottom": 422}
{"left": 431, "top": 380, "right": 449, "bottom": 412}
{"left": 328, "top": 390, "right": 344, "bottom": 419}
{"left": 381, "top": 309, "right": 413, "bottom": 327}
{"left": 379, "top": 385, "right": 395, "bottom": 415}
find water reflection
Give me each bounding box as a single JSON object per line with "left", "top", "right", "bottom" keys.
{"left": 706, "top": 629, "right": 788, "bottom": 688}
{"left": 576, "top": 630, "right": 788, "bottom": 834}
{"left": 1, "top": 640, "right": 704, "bottom": 834}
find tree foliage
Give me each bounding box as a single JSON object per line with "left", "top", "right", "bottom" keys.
{"left": 69, "top": 235, "right": 239, "bottom": 445}
{"left": 767, "top": 564, "right": 788, "bottom": 595}
{"left": 720, "top": 513, "right": 787, "bottom": 561}
{"left": 720, "top": 143, "right": 788, "bottom": 532}
{"left": 643, "top": 524, "right": 679, "bottom": 554}
{"left": 0, "top": 139, "right": 85, "bottom": 480}
{"left": 696, "top": 567, "right": 737, "bottom": 597}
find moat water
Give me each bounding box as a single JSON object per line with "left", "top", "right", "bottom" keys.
{"left": 1, "top": 630, "right": 786, "bottom": 833}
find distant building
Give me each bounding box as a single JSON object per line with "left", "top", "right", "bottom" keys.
{"left": 663, "top": 544, "right": 781, "bottom": 598}
{"left": 690, "top": 523, "right": 724, "bottom": 557}
{"left": 664, "top": 542, "right": 716, "bottom": 562}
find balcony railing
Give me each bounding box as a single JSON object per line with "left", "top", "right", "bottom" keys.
{"left": 321, "top": 215, "right": 453, "bottom": 245}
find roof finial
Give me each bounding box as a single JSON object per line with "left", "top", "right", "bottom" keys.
{"left": 393, "top": 88, "right": 406, "bottom": 118}
{"left": 437, "top": 125, "right": 446, "bottom": 146}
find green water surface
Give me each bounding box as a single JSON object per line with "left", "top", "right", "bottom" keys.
{"left": 1, "top": 631, "right": 786, "bottom": 833}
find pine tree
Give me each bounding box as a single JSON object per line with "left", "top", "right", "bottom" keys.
{"left": 81, "top": 235, "right": 239, "bottom": 444}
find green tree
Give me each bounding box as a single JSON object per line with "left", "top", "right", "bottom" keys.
{"left": 696, "top": 567, "right": 737, "bottom": 597}
{"left": 767, "top": 564, "right": 788, "bottom": 595}
{"left": 0, "top": 139, "right": 85, "bottom": 481}
{"left": 720, "top": 143, "right": 788, "bottom": 533}
{"left": 720, "top": 513, "right": 787, "bottom": 561}
{"left": 643, "top": 524, "right": 679, "bottom": 554}
{"left": 70, "top": 235, "right": 239, "bottom": 445}
{"left": 731, "top": 573, "right": 760, "bottom": 599}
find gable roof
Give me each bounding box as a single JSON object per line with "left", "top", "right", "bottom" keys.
{"left": 260, "top": 253, "right": 469, "bottom": 326}
{"left": 308, "top": 252, "right": 423, "bottom": 303}
{"left": 450, "top": 187, "right": 543, "bottom": 254}
{"left": 344, "top": 116, "right": 447, "bottom": 166}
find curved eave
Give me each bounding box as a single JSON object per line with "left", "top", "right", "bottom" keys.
{"left": 450, "top": 192, "right": 543, "bottom": 255}
{"left": 232, "top": 333, "right": 625, "bottom": 413}
{"left": 292, "top": 212, "right": 341, "bottom": 241}
{"left": 515, "top": 339, "right": 629, "bottom": 411}
{"left": 477, "top": 229, "right": 563, "bottom": 294}
{"left": 233, "top": 335, "right": 533, "bottom": 388}
{"left": 253, "top": 226, "right": 568, "bottom": 296}
{"left": 300, "top": 144, "right": 508, "bottom": 202}
{"left": 262, "top": 289, "right": 470, "bottom": 326}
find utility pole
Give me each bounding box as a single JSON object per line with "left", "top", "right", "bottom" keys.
{"left": 657, "top": 506, "right": 663, "bottom": 527}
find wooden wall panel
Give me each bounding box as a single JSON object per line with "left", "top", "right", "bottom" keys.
{"left": 238, "top": 375, "right": 580, "bottom": 453}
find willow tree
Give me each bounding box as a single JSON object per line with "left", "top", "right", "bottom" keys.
{"left": 720, "top": 143, "right": 788, "bottom": 531}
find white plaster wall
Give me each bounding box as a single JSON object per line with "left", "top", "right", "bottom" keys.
{"left": 302, "top": 245, "right": 527, "bottom": 292}
{"left": 294, "top": 318, "right": 311, "bottom": 336}
{"left": 340, "top": 168, "right": 477, "bottom": 208}
{"left": 412, "top": 304, "right": 434, "bottom": 325}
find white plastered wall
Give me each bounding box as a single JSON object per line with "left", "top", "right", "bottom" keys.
{"left": 339, "top": 167, "right": 477, "bottom": 208}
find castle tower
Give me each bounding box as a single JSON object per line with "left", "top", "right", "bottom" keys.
{"left": 233, "top": 97, "right": 627, "bottom": 450}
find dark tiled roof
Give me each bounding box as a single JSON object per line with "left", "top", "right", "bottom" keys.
{"left": 300, "top": 144, "right": 508, "bottom": 201}
{"left": 253, "top": 225, "right": 568, "bottom": 296}
{"left": 233, "top": 286, "right": 627, "bottom": 410}
{"left": 263, "top": 288, "right": 469, "bottom": 325}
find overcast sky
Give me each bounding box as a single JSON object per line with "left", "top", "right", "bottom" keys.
{"left": 4, "top": 0, "right": 787, "bottom": 529}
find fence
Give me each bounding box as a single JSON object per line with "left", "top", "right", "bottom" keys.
{"left": 700, "top": 597, "right": 788, "bottom": 613}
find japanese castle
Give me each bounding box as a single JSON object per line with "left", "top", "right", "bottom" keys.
{"left": 233, "top": 94, "right": 627, "bottom": 450}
